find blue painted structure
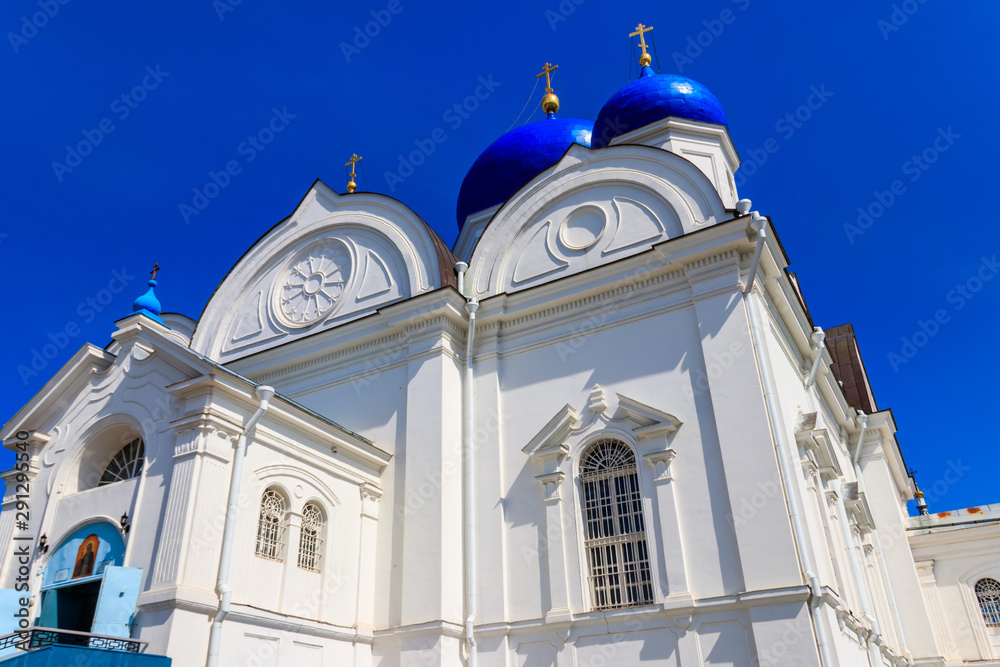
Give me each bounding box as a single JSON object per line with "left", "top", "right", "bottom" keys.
{"left": 131, "top": 279, "right": 164, "bottom": 324}
{"left": 41, "top": 521, "right": 124, "bottom": 589}
{"left": 0, "top": 646, "right": 170, "bottom": 666}
{"left": 591, "top": 66, "right": 727, "bottom": 148}
{"left": 456, "top": 115, "right": 593, "bottom": 229}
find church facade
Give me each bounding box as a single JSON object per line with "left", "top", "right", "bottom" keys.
{"left": 2, "top": 29, "right": 999, "bottom": 667}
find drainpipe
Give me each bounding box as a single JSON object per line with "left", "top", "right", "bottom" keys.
{"left": 744, "top": 213, "right": 766, "bottom": 295}
{"left": 455, "top": 261, "right": 469, "bottom": 297}
{"left": 743, "top": 217, "right": 834, "bottom": 667}
{"left": 852, "top": 412, "right": 869, "bottom": 467}
{"left": 458, "top": 260, "right": 478, "bottom": 667}
{"left": 206, "top": 384, "right": 274, "bottom": 667}
{"left": 743, "top": 217, "right": 832, "bottom": 667}
{"left": 805, "top": 328, "right": 826, "bottom": 388}
{"left": 851, "top": 412, "right": 914, "bottom": 666}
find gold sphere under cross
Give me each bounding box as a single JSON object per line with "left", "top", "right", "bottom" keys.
{"left": 537, "top": 62, "right": 560, "bottom": 114}
{"left": 345, "top": 153, "right": 362, "bottom": 194}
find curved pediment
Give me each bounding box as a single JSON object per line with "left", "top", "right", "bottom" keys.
{"left": 467, "top": 144, "right": 730, "bottom": 299}
{"left": 191, "top": 181, "right": 456, "bottom": 362}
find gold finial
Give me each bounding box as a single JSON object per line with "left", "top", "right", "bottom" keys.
{"left": 345, "top": 153, "right": 362, "bottom": 193}
{"left": 630, "top": 23, "right": 654, "bottom": 67}
{"left": 150, "top": 263, "right": 161, "bottom": 280}
{"left": 914, "top": 488, "right": 924, "bottom": 498}
{"left": 537, "top": 62, "right": 560, "bottom": 114}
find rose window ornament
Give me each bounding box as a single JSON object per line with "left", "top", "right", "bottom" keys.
{"left": 276, "top": 241, "right": 352, "bottom": 327}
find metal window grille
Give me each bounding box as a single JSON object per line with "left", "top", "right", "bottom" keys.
{"left": 98, "top": 438, "right": 144, "bottom": 486}
{"left": 255, "top": 489, "right": 286, "bottom": 561}
{"left": 580, "top": 439, "right": 655, "bottom": 610}
{"left": 976, "top": 578, "right": 1000, "bottom": 627}
{"left": 298, "top": 502, "right": 323, "bottom": 572}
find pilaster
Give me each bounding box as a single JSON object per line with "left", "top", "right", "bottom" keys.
{"left": 643, "top": 449, "right": 690, "bottom": 602}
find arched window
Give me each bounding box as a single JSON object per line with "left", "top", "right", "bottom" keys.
{"left": 297, "top": 502, "right": 323, "bottom": 572}
{"left": 255, "top": 488, "right": 286, "bottom": 561}
{"left": 98, "top": 438, "right": 144, "bottom": 486}
{"left": 976, "top": 578, "right": 1000, "bottom": 627}
{"left": 579, "top": 438, "right": 654, "bottom": 610}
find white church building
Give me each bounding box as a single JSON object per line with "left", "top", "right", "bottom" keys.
{"left": 2, "top": 27, "right": 999, "bottom": 667}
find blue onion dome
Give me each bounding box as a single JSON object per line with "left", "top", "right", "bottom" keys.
{"left": 456, "top": 114, "right": 593, "bottom": 229}
{"left": 591, "top": 66, "right": 727, "bottom": 148}
{"left": 132, "top": 278, "right": 164, "bottom": 324}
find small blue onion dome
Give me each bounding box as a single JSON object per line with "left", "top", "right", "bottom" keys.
{"left": 132, "top": 279, "right": 164, "bottom": 324}
{"left": 456, "top": 115, "right": 593, "bottom": 230}
{"left": 591, "top": 66, "right": 727, "bottom": 148}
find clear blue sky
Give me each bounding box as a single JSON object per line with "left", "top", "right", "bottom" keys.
{"left": 2, "top": 1, "right": 997, "bottom": 513}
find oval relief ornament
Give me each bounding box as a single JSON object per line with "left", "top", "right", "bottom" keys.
{"left": 275, "top": 240, "right": 352, "bottom": 327}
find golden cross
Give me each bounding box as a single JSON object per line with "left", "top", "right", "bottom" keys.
{"left": 630, "top": 23, "right": 654, "bottom": 59}
{"left": 150, "top": 263, "right": 161, "bottom": 280}
{"left": 536, "top": 62, "right": 558, "bottom": 94}
{"left": 345, "top": 153, "right": 362, "bottom": 180}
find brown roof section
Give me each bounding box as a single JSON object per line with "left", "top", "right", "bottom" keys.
{"left": 825, "top": 323, "right": 878, "bottom": 414}
{"left": 426, "top": 225, "right": 458, "bottom": 289}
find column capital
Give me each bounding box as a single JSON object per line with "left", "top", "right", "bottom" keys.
{"left": 360, "top": 483, "right": 382, "bottom": 519}
{"left": 644, "top": 448, "right": 677, "bottom": 483}
{"left": 536, "top": 471, "right": 566, "bottom": 502}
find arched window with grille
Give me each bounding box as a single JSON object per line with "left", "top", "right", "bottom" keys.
{"left": 255, "top": 488, "right": 286, "bottom": 561}
{"left": 297, "top": 502, "right": 324, "bottom": 572}
{"left": 98, "top": 438, "right": 144, "bottom": 487}
{"left": 976, "top": 578, "right": 1000, "bottom": 627}
{"left": 579, "top": 438, "right": 654, "bottom": 610}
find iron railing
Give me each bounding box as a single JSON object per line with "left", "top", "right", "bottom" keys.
{"left": 0, "top": 627, "right": 147, "bottom": 653}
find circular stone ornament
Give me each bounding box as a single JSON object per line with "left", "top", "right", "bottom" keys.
{"left": 559, "top": 206, "right": 607, "bottom": 252}
{"left": 275, "top": 240, "right": 352, "bottom": 328}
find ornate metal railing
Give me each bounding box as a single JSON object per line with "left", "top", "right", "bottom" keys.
{"left": 0, "top": 627, "right": 147, "bottom": 653}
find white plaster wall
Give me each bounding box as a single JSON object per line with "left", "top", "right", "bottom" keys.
{"left": 909, "top": 526, "right": 1000, "bottom": 661}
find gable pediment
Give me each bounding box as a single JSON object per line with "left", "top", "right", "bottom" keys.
{"left": 523, "top": 385, "right": 683, "bottom": 473}
{"left": 191, "top": 181, "right": 455, "bottom": 362}
{"left": 469, "top": 144, "right": 730, "bottom": 299}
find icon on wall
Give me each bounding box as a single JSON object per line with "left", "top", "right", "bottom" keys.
{"left": 72, "top": 534, "right": 99, "bottom": 579}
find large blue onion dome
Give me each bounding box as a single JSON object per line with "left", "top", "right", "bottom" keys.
{"left": 591, "top": 66, "right": 727, "bottom": 148}
{"left": 456, "top": 115, "right": 593, "bottom": 229}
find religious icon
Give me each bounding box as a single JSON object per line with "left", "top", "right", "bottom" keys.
{"left": 72, "top": 535, "right": 99, "bottom": 579}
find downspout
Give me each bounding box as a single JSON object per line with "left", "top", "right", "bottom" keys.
{"left": 805, "top": 328, "right": 826, "bottom": 388}
{"left": 457, "top": 261, "right": 478, "bottom": 667}
{"left": 743, "top": 213, "right": 833, "bottom": 667}
{"left": 206, "top": 384, "right": 274, "bottom": 667}
{"left": 851, "top": 412, "right": 914, "bottom": 666}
